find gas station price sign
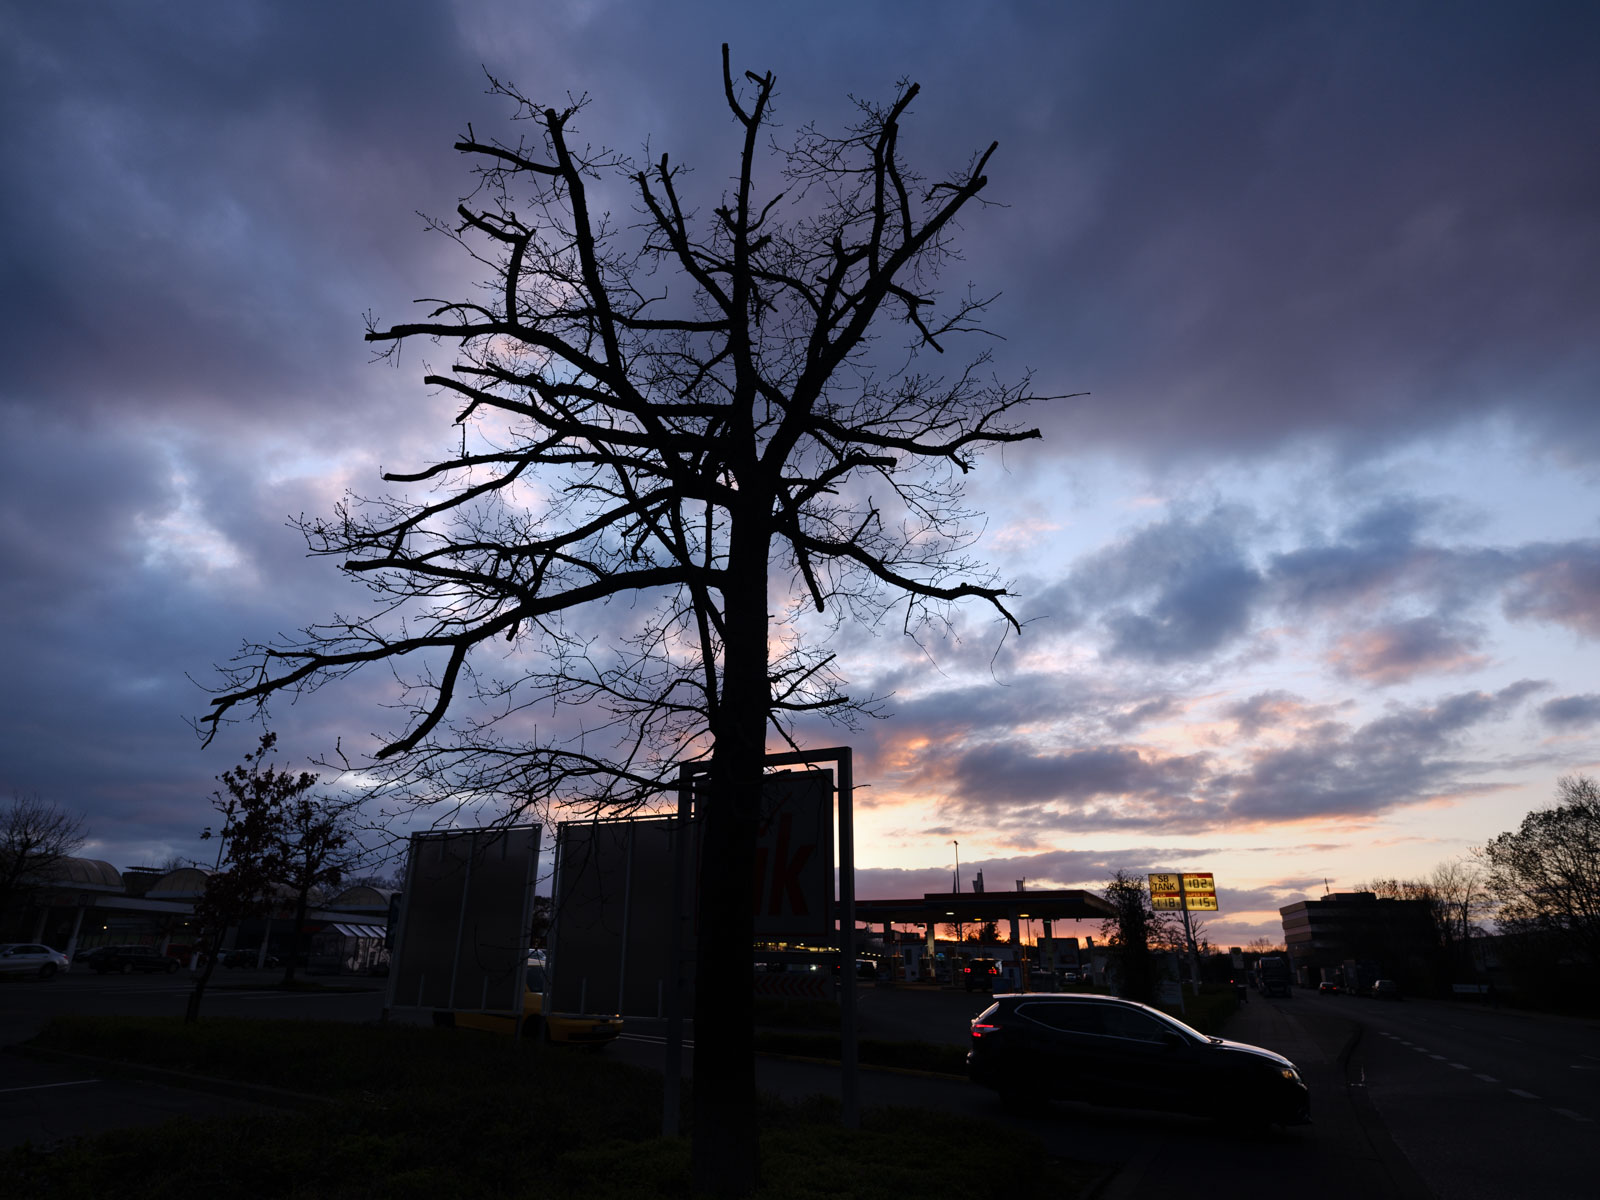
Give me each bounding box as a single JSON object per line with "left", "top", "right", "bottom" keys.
{"left": 1148, "top": 871, "right": 1219, "bottom": 911}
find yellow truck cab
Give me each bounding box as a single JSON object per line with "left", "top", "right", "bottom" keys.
{"left": 434, "top": 957, "right": 624, "bottom": 1046}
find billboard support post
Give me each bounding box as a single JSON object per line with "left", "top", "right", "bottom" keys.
{"left": 663, "top": 768, "right": 693, "bottom": 1137}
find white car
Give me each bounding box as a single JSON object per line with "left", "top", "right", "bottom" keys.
{"left": 0, "top": 942, "right": 71, "bottom": 979}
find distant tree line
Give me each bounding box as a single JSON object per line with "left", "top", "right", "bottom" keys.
{"left": 1348, "top": 773, "right": 1600, "bottom": 1008}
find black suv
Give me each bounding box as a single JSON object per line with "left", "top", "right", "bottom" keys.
{"left": 78, "top": 945, "right": 181, "bottom": 975}
{"left": 968, "top": 993, "right": 1309, "bottom": 1125}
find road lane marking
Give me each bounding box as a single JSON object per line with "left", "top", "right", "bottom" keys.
{"left": 0, "top": 1079, "right": 99, "bottom": 1094}
{"left": 1475, "top": 1073, "right": 1498, "bottom": 1083}
{"left": 1509, "top": 1089, "right": 1540, "bottom": 1099}
{"left": 1429, "top": 1054, "right": 1447, "bottom": 1060}
{"left": 1449, "top": 1062, "right": 1468, "bottom": 1069}
{"left": 1552, "top": 1108, "right": 1592, "bottom": 1123}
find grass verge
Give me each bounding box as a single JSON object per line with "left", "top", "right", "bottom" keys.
{"left": 751, "top": 1030, "right": 966, "bottom": 1075}
{"left": 7, "top": 1017, "right": 1098, "bottom": 1199}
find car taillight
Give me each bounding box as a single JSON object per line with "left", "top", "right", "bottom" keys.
{"left": 963, "top": 966, "right": 972, "bottom": 974}
{"left": 971, "top": 1022, "right": 999, "bottom": 1039}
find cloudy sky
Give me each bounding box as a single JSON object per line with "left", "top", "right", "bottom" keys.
{"left": 3, "top": 2, "right": 1597, "bottom": 946}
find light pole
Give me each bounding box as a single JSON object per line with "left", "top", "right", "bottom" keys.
{"left": 952, "top": 839, "right": 960, "bottom": 893}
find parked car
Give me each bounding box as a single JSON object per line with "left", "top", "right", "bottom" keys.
{"left": 77, "top": 945, "right": 180, "bottom": 975}
{"left": 968, "top": 993, "right": 1310, "bottom": 1126}
{"left": 1369, "top": 979, "right": 1402, "bottom": 1000}
{"left": 1318, "top": 981, "right": 1340, "bottom": 995}
{"left": 433, "top": 957, "right": 623, "bottom": 1047}
{"left": 962, "top": 957, "right": 1000, "bottom": 992}
{"left": 0, "top": 943, "right": 71, "bottom": 979}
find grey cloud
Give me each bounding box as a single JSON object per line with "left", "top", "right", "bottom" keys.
{"left": 1072, "top": 509, "right": 1265, "bottom": 664}
{"left": 1105, "top": 696, "right": 1180, "bottom": 734}
{"left": 1540, "top": 693, "right": 1600, "bottom": 730}
{"left": 1226, "top": 691, "right": 1319, "bottom": 738}
{"left": 1326, "top": 616, "right": 1487, "bottom": 686}
{"left": 1502, "top": 543, "right": 1600, "bottom": 637}
{"left": 949, "top": 742, "right": 1210, "bottom": 808}
{"left": 1223, "top": 681, "right": 1545, "bottom": 822}
{"left": 3, "top": 2, "right": 1598, "bottom": 869}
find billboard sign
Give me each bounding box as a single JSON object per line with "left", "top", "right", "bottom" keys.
{"left": 549, "top": 816, "right": 687, "bottom": 1018}
{"left": 547, "top": 769, "right": 837, "bottom": 1018}
{"left": 745, "top": 771, "right": 833, "bottom": 936}
{"left": 386, "top": 825, "right": 541, "bottom": 1015}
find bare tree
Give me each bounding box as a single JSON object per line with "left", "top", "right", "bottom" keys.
{"left": 1430, "top": 858, "right": 1486, "bottom": 973}
{"left": 0, "top": 792, "right": 87, "bottom": 923}
{"left": 201, "top": 48, "right": 1057, "bottom": 1193}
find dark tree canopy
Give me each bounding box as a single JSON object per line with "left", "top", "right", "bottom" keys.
{"left": 202, "top": 48, "right": 1056, "bottom": 1194}
{"left": 1100, "top": 869, "right": 1174, "bottom": 1004}
{"left": 1480, "top": 774, "right": 1600, "bottom": 969}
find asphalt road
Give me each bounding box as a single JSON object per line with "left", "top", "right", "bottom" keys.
{"left": 0, "top": 968, "right": 386, "bottom": 1046}
{"left": 1315, "top": 988, "right": 1600, "bottom": 1199}
{"left": 7, "top": 972, "right": 1600, "bottom": 1199}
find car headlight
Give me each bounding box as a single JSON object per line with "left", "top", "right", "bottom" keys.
{"left": 1279, "top": 1066, "right": 1301, "bottom": 1083}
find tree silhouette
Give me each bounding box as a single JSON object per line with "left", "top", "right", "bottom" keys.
{"left": 1100, "top": 870, "right": 1173, "bottom": 1004}
{"left": 0, "top": 792, "right": 86, "bottom": 924}
{"left": 1481, "top": 774, "right": 1600, "bottom": 971}
{"left": 202, "top": 47, "right": 1059, "bottom": 1193}
{"left": 188, "top": 733, "right": 317, "bottom": 1023}
{"left": 275, "top": 787, "right": 363, "bottom": 986}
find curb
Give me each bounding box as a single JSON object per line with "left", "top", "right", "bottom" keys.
{"left": 6, "top": 1044, "right": 334, "bottom": 1112}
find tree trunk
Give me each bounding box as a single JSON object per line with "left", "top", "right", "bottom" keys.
{"left": 283, "top": 892, "right": 308, "bottom": 987}
{"left": 691, "top": 516, "right": 769, "bottom": 1197}
{"left": 185, "top": 929, "right": 225, "bottom": 1024}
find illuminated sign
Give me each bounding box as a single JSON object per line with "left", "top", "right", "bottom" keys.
{"left": 1149, "top": 870, "right": 1220, "bottom": 911}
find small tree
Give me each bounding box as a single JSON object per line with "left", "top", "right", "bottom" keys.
{"left": 0, "top": 792, "right": 86, "bottom": 927}
{"left": 1101, "top": 870, "right": 1172, "bottom": 1003}
{"left": 275, "top": 790, "right": 363, "bottom": 985}
{"left": 1480, "top": 775, "right": 1600, "bottom": 969}
{"left": 187, "top": 733, "right": 317, "bottom": 1023}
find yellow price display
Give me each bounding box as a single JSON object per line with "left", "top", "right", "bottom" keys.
{"left": 1185, "top": 894, "right": 1219, "bottom": 911}
{"left": 1183, "top": 873, "right": 1216, "bottom": 893}
{"left": 1151, "top": 895, "right": 1184, "bottom": 910}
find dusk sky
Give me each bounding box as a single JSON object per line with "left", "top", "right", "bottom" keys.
{"left": 3, "top": 2, "right": 1598, "bottom": 946}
